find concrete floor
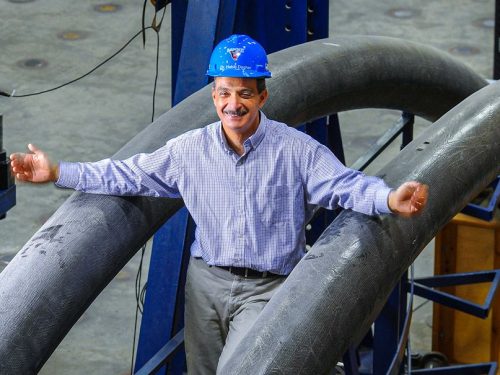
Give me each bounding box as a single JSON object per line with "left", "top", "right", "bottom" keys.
{"left": 0, "top": 0, "right": 495, "bottom": 374}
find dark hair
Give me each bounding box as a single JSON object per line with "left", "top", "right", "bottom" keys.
{"left": 211, "top": 78, "right": 267, "bottom": 94}
{"left": 256, "top": 78, "right": 266, "bottom": 94}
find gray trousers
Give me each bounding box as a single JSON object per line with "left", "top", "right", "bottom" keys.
{"left": 185, "top": 257, "right": 286, "bottom": 374}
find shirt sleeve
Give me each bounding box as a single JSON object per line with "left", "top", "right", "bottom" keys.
{"left": 55, "top": 140, "right": 182, "bottom": 198}
{"left": 304, "top": 142, "right": 392, "bottom": 215}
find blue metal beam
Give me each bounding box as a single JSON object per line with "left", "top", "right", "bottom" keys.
{"left": 0, "top": 186, "right": 16, "bottom": 219}
{"left": 461, "top": 176, "right": 500, "bottom": 221}
{"left": 134, "top": 209, "right": 192, "bottom": 374}
{"left": 0, "top": 114, "right": 15, "bottom": 220}
{"left": 373, "top": 276, "right": 407, "bottom": 374}
{"left": 351, "top": 113, "right": 415, "bottom": 172}
{"left": 410, "top": 270, "right": 500, "bottom": 319}
{"left": 412, "top": 362, "right": 497, "bottom": 375}
{"left": 135, "top": 329, "right": 184, "bottom": 375}
{"left": 172, "top": 0, "right": 221, "bottom": 104}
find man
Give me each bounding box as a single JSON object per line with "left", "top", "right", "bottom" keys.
{"left": 11, "top": 34, "right": 428, "bottom": 374}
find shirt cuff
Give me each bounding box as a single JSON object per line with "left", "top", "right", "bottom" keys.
{"left": 55, "top": 162, "right": 80, "bottom": 189}
{"left": 374, "top": 186, "right": 393, "bottom": 214}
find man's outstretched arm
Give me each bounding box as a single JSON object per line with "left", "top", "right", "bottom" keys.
{"left": 10, "top": 144, "right": 59, "bottom": 183}
{"left": 10, "top": 143, "right": 182, "bottom": 198}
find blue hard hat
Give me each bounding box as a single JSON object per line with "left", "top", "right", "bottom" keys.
{"left": 206, "top": 34, "right": 272, "bottom": 78}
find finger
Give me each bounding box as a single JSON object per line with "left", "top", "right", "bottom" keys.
{"left": 400, "top": 181, "right": 421, "bottom": 197}
{"left": 9, "top": 153, "right": 24, "bottom": 164}
{"left": 10, "top": 157, "right": 23, "bottom": 170}
{"left": 403, "top": 181, "right": 421, "bottom": 190}
{"left": 12, "top": 165, "right": 29, "bottom": 175}
{"left": 15, "top": 172, "right": 31, "bottom": 181}
{"left": 415, "top": 184, "right": 429, "bottom": 203}
{"left": 28, "top": 143, "right": 41, "bottom": 154}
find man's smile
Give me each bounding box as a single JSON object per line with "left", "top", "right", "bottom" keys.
{"left": 223, "top": 108, "right": 249, "bottom": 118}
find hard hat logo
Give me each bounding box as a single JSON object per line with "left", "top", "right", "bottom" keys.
{"left": 228, "top": 47, "right": 244, "bottom": 61}
{"left": 206, "top": 34, "right": 272, "bottom": 78}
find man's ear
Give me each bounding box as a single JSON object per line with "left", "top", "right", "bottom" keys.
{"left": 211, "top": 78, "right": 217, "bottom": 104}
{"left": 259, "top": 89, "right": 269, "bottom": 108}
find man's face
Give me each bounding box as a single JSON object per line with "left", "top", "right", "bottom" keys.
{"left": 212, "top": 77, "right": 268, "bottom": 137}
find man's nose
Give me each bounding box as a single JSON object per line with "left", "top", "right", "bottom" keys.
{"left": 227, "top": 94, "right": 241, "bottom": 108}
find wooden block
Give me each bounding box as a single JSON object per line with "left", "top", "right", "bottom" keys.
{"left": 433, "top": 209, "right": 500, "bottom": 364}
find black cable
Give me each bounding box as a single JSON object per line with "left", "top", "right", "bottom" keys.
{"left": 150, "top": 4, "right": 166, "bottom": 122}
{"left": 151, "top": 28, "right": 160, "bottom": 122}
{"left": 131, "top": 244, "right": 147, "bottom": 375}
{"left": 129, "top": 9, "right": 167, "bottom": 370}
{"left": 412, "top": 299, "right": 430, "bottom": 313}
{"left": 0, "top": 27, "right": 153, "bottom": 98}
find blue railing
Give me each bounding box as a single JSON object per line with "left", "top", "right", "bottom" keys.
{"left": 0, "top": 114, "right": 16, "bottom": 220}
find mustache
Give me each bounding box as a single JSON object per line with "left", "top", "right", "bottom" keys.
{"left": 223, "top": 108, "right": 248, "bottom": 116}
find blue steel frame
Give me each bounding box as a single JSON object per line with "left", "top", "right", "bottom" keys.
{"left": 364, "top": 269, "right": 500, "bottom": 374}
{"left": 0, "top": 186, "right": 15, "bottom": 219}
{"left": 411, "top": 270, "right": 500, "bottom": 319}
{"left": 0, "top": 114, "right": 15, "bottom": 220}
{"left": 412, "top": 362, "right": 497, "bottom": 375}
{"left": 461, "top": 176, "right": 500, "bottom": 221}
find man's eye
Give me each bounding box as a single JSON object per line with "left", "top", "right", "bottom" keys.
{"left": 219, "top": 92, "right": 229, "bottom": 97}
{"left": 240, "top": 92, "right": 253, "bottom": 98}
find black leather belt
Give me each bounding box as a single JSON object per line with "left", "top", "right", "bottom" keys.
{"left": 217, "top": 266, "right": 283, "bottom": 278}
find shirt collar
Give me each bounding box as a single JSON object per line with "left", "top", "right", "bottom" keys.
{"left": 217, "top": 111, "right": 268, "bottom": 153}
{"left": 248, "top": 111, "right": 267, "bottom": 150}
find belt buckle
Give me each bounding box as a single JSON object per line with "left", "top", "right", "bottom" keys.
{"left": 244, "top": 268, "right": 249, "bottom": 278}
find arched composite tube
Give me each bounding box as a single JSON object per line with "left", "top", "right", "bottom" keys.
{"left": 0, "top": 36, "right": 489, "bottom": 373}
{"left": 220, "top": 79, "right": 500, "bottom": 375}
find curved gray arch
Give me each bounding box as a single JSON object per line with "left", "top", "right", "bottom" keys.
{"left": 220, "top": 78, "right": 500, "bottom": 375}
{"left": 0, "top": 36, "right": 488, "bottom": 373}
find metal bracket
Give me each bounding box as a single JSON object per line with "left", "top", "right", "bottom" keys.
{"left": 409, "top": 270, "right": 500, "bottom": 319}
{"left": 0, "top": 185, "right": 16, "bottom": 220}
{"left": 0, "top": 114, "right": 15, "bottom": 220}
{"left": 411, "top": 362, "right": 497, "bottom": 375}
{"left": 461, "top": 176, "right": 500, "bottom": 221}
{"left": 135, "top": 329, "right": 185, "bottom": 375}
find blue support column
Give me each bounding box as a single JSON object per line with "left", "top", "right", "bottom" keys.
{"left": 170, "top": 0, "right": 188, "bottom": 99}
{"left": 134, "top": 209, "right": 192, "bottom": 374}
{"left": 234, "top": 1, "right": 307, "bottom": 53}
{"left": 0, "top": 114, "right": 15, "bottom": 220}
{"left": 373, "top": 275, "right": 408, "bottom": 374}
{"left": 173, "top": 0, "right": 220, "bottom": 104}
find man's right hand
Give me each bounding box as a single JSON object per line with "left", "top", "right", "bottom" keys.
{"left": 10, "top": 144, "right": 59, "bottom": 183}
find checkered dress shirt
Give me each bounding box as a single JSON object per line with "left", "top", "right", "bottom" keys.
{"left": 57, "top": 112, "right": 392, "bottom": 275}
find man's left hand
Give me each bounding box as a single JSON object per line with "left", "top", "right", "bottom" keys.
{"left": 388, "top": 181, "right": 429, "bottom": 217}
